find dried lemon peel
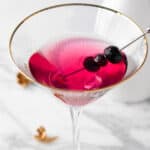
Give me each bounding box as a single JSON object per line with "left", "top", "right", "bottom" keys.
{"left": 34, "top": 126, "right": 58, "bottom": 143}
{"left": 17, "top": 72, "right": 32, "bottom": 87}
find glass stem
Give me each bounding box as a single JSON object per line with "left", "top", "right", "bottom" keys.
{"left": 70, "top": 106, "right": 82, "bottom": 150}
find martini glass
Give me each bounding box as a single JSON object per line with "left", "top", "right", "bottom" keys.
{"left": 9, "top": 3, "right": 148, "bottom": 150}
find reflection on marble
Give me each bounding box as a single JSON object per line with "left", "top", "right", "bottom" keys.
{"left": 0, "top": 48, "right": 150, "bottom": 150}
{"left": 84, "top": 99, "right": 150, "bottom": 150}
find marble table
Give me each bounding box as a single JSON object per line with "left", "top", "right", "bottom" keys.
{"left": 1, "top": 39, "right": 150, "bottom": 150}
{"left": 1, "top": 0, "right": 150, "bottom": 149}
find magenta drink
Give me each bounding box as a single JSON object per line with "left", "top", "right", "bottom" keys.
{"left": 29, "top": 38, "right": 127, "bottom": 96}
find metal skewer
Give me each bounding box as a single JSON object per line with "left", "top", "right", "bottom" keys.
{"left": 120, "top": 28, "right": 150, "bottom": 50}
{"left": 64, "top": 28, "right": 150, "bottom": 78}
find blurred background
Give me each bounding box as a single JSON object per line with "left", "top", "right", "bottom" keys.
{"left": 0, "top": 0, "right": 150, "bottom": 150}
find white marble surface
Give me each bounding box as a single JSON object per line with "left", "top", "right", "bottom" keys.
{"left": 1, "top": 0, "right": 150, "bottom": 149}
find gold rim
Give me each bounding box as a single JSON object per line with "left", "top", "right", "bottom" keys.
{"left": 9, "top": 3, "right": 148, "bottom": 94}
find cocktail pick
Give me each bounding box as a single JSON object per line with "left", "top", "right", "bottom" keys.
{"left": 120, "top": 27, "right": 150, "bottom": 50}
{"left": 64, "top": 28, "right": 150, "bottom": 78}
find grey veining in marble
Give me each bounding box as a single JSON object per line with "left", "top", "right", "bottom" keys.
{"left": 1, "top": 47, "right": 150, "bottom": 150}
{"left": 1, "top": 0, "right": 150, "bottom": 149}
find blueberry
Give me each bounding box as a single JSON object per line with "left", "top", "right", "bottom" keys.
{"left": 83, "top": 56, "right": 100, "bottom": 72}
{"left": 104, "top": 46, "right": 122, "bottom": 63}
{"left": 94, "top": 54, "right": 107, "bottom": 66}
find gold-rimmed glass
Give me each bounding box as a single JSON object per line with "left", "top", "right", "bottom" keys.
{"left": 9, "top": 3, "right": 148, "bottom": 150}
